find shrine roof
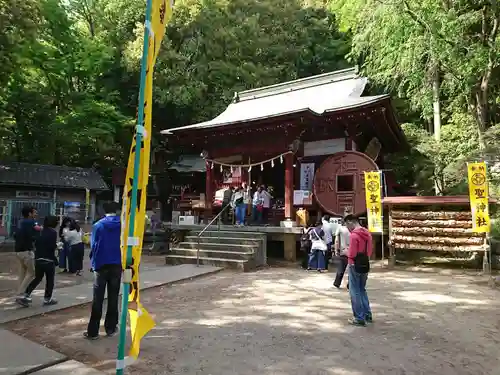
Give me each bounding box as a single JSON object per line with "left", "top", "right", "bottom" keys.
{"left": 161, "top": 67, "right": 390, "bottom": 135}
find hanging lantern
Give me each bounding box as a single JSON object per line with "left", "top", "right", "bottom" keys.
{"left": 280, "top": 154, "right": 284, "bottom": 163}
{"left": 271, "top": 159, "right": 275, "bottom": 168}
{"left": 261, "top": 163, "right": 264, "bottom": 171}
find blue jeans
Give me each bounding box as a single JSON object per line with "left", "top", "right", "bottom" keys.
{"left": 59, "top": 241, "right": 71, "bottom": 270}
{"left": 348, "top": 265, "right": 371, "bottom": 321}
{"left": 235, "top": 203, "right": 246, "bottom": 225}
{"left": 308, "top": 249, "right": 326, "bottom": 270}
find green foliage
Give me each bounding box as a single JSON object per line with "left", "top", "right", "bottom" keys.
{"left": 2, "top": 0, "right": 499, "bottom": 197}
{"left": 337, "top": 0, "right": 500, "bottom": 195}
{"left": 1, "top": 0, "right": 351, "bottom": 180}
{"left": 142, "top": 0, "right": 351, "bottom": 128}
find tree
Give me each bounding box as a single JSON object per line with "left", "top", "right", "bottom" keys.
{"left": 337, "top": 0, "right": 500, "bottom": 194}
{"left": 125, "top": 0, "right": 351, "bottom": 130}
{"left": 0, "top": 0, "right": 135, "bottom": 180}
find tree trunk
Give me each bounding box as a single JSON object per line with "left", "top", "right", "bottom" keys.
{"left": 431, "top": 63, "right": 442, "bottom": 195}
{"left": 432, "top": 65, "right": 441, "bottom": 142}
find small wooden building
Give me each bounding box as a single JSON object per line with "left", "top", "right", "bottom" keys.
{"left": 0, "top": 162, "right": 108, "bottom": 236}
{"left": 162, "top": 67, "right": 407, "bottom": 224}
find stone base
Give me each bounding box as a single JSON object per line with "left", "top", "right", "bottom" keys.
{"left": 283, "top": 233, "right": 297, "bottom": 262}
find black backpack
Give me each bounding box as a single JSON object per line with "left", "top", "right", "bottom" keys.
{"left": 354, "top": 239, "right": 370, "bottom": 274}
{"left": 300, "top": 228, "right": 312, "bottom": 251}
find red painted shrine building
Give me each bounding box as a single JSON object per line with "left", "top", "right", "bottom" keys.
{"left": 162, "top": 67, "right": 407, "bottom": 224}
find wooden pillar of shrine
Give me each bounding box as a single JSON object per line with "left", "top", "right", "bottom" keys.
{"left": 284, "top": 152, "right": 294, "bottom": 219}
{"left": 205, "top": 159, "right": 213, "bottom": 223}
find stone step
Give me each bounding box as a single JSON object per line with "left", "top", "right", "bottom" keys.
{"left": 165, "top": 254, "right": 253, "bottom": 271}
{"left": 185, "top": 236, "right": 262, "bottom": 246}
{"left": 193, "top": 230, "right": 266, "bottom": 239}
{"left": 177, "top": 241, "right": 257, "bottom": 253}
{"left": 170, "top": 248, "right": 254, "bottom": 260}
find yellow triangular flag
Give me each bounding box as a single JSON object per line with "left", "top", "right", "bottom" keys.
{"left": 129, "top": 302, "right": 156, "bottom": 359}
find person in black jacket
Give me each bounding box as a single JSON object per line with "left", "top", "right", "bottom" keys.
{"left": 14, "top": 206, "right": 41, "bottom": 300}
{"left": 17, "top": 215, "right": 59, "bottom": 307}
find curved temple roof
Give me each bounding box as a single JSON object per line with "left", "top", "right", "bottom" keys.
{"left": 161, "top": 67, "right": 390, "bottom": 135}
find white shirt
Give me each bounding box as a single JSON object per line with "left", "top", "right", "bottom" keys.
{"left": 335, "top": 225, "right": 350, "bottom": 251}
{"left": 261, "top": 190, "right": 272, "bottom": 208}
{"left": 65, "top": 229, "right": 83, "bottom": 246}
{"left": 252, "top": 191, "right": 263, "bottom": 206}
{"left": 231, "top": 191, "right": 244, "bottom": 207}
{"left": 243, "top": 187, "right": 251, "bottom": 204}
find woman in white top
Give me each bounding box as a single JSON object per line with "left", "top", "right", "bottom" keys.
{"left": 64, "top": 220, "right": 84, "bottom": 275}
{"left": 231, "top": 187, "right": 246, "bottom": 226}
{"left": 308, "top": 221, "right": 327, "bottom": 272}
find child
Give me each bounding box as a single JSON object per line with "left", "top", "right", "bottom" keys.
{"left": 17, "top": 215, "right": 59, "bottom": 307}
{"left": 65, "top": 220, "right": 84, "bottom": 276}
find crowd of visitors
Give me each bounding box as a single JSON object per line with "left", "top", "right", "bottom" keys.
{"left": 301, "top": 214, "right": 373, "bottom": 326}
{"left": 220, "top": 183, "right": 273, "bottom": 226}
{"left": 13, "top": 202, "right": 123, "bottom": 339}
{"left": 12, "top": 199, "right": 373, "bottom": 331}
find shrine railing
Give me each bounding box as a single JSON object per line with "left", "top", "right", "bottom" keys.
{"left": 196, "top": 203, "right": 232, "bottom": 266}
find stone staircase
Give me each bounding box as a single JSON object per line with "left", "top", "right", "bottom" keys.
{"left": 165, "top": 230, "right": 267, "bottom": 271}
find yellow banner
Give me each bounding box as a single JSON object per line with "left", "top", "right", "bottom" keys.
{"left": 467, "top": 162, "right": 490, "bottom": 233}
{"left": 364, "top": 171, "right": 383, "bottom": 233}
{"left": 120, "top": 0, "right": 173, "bottom": 359}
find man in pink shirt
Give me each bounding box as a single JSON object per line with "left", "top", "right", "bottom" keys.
{"left": 345, "top": 214, "right": 373, "bottom": 326}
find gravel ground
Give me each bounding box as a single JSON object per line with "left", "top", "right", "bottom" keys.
{"left": 5, "top": 267, "right": 500, "bottom": 375}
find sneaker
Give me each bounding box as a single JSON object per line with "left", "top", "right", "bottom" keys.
{"left": 365, "top": 314, "right": 373, "bottom": 323}
{"left": 106, "top": 327, "right": 118, "bottom": 337}
{"left": 348, "top": 318, "right": 366, "bottom": 327}
{"left": 59, "top": 268, "right": 68, "bottom": 273}
{"left": 43, "top": 298, "right": 58, "bottom": 306}
{"left": 15, "top": 296, "right": 30, "bottom": 307}
{"left": 83, "top": 332, "right": 99, "bottom": 340}
{"left": 18, "top": 293, "right": 32, "bottom": 302}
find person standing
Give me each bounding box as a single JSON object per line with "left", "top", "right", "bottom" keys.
{"left": 65, "top": 220, "right": 84, "bottom": 276}
{"left": 333, "top": 219, "right": 350, "bottom": 289}
{"left": 221, "top": 186, "right": 234, "bottom": 224}
{"left": 251, "top": 186, "right": 264, "bottom": 225}
{"left": 321, "top": 215, "right": 334, "bottom": 270}
{"left": 344, "top": 214, "right": 373, "bottom": 326}
{"left": 17, "top": 215, "right": 59, "bottom": 307}
{"left": 58, "top": 217, "right": 72, "bottom": 273}
{"left": 14, "top": 206, "right": 40, "bottom": 301}
{"left": 85, "top": 202, "right": 122, "bottom": 339}
{"left": 260, "top": 185, "right": 272, "bottom": 225}
{"left": 307, "top": 221, "right": 327, "bottom": 271}
{"left": 242, "top": 182, "right": 251, "bottom": 218}
{"left": 232, "top": 187, "right": 246, "bottom": 226}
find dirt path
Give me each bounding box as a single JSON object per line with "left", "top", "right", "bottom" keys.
{"left": 5, "top": 268, "right": 500, "bottom": 375}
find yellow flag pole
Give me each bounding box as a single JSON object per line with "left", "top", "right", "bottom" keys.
{"left": 116, "top": 0, "right": 153, "bottom": 373}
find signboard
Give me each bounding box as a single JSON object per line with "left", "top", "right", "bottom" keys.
{"left": 299, "top": 163, "right": 315, "bottom": 191}
{"left": 363, "top": 171, "right": 382, "bottom": 233}
{"left": 293, "top": 190, "right": 312, "bottom": 206}
{"left": 467, "top": 162, "right": 490, "bottom": 233}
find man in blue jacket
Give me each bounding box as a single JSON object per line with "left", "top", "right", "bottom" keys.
{"left": 85, "top": 202, "right": 122, "bottom": 339}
